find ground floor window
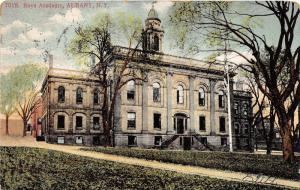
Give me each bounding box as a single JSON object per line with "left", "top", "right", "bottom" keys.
{"left": 153, "top": 113, "right": 161, "bottom": 129}
{"left": 219, "top": 117, "right": 226, "bottom": 132}
{"left": 154, "top": 136, "right": 162, "bottom": 146}
{"left": 57, "top": 136, "right": 64, "bottom": 144}
{"left": 75, "top": 136, "right": 83, "bottom": 144}
{"left": 57, "top": 115, "right": 65, "bottom": 129}
{"left": 93, "top": 117, "right": 100, "bottom": 130}
{"left": 76, "top": 116, "right": 83, "bottom": 129}
{"left": 93, "top": 136, "right": 100, "bottom": 145}
{"left": 199, "top": 116, "right": 206, "bottom": 131}
{"left": 127, "top": 112, "right": 136, "bottom": 129}
{"left": 221, "top": 137, "right": 227, "bottom": 146}
{"left": 200, "top": 137, "right": 207, "bottom": 145}
{"left": 128, "top": 136, "right": 137, "bottom": 146}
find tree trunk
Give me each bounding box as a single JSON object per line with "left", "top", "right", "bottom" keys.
{"left": 102, "top": 116, "right": 112, "bottom": 146}
{"left": 23, "top": 120, "right": 27, "bottom": 137}
{"left": 5, "top": 114, "right": 9, "bottom": 136}
{"left": 281, "top": 121, "right": 295, "bottom": 163}
{"left": 266, "top": 106, "right": 275, "bottom": 155}
{"left": 266, "top": 140, "right": 272, "bottom": 155}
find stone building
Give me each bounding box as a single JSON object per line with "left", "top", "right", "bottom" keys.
{"left": 41, "top": 6, "right": 252, "bottom": 150}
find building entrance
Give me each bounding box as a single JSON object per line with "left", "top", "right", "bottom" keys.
{"left": 174, "top": 113, "right": 188, "bottom": 134}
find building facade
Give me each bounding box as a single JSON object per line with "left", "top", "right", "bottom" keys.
{"left": 41, "top": 6, "right": 252, "bottom": 150}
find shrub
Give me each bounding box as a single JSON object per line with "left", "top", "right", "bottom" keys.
{"left": 82, "top": 147, "right": 300, "bottom": 180}
{"left": 0, "top": 147, "right": 287, "bottom": 190}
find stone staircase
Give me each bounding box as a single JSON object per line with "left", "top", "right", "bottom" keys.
{"left": 160, "top": 135, "right": 180, "bottom": 149}
{"left": 193, "top": 135, "right": 216, "bottom": 151}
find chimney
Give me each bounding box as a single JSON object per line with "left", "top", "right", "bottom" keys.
{"left": 48, "top": 54, "right": 53, "bottom": 69}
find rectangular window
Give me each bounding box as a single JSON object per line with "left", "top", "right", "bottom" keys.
{"left": 199, "top": 116, "right": 206, "bottom": 131}
{"left": 200, "top": 137, "right": 207, "bottom": 145}
{"left": 127, "top": 91, "right": 135, "bottom": 100}
{"left": 221, "top": 137, "right": 227, "bottom": 146}
{"left": 153, "top": 88, "right": 160, "bottom": 102}
{"left": 234, "top": 102, "right": 239, "bottom": 115}
{"left": 75, "top": 136, "right": 83, "bottom": 144}
{"left": 244, "top": 124, "right": 249, "bottom": 134}
{"left": 128, "top": 136, "right": 137, "bottom": 146}
{"left": 234, "top": 124, "right": 239, "bottom": 134}
{"left": 127, "top": 112, "right": 136, "bottom": 129}
{"left": 220, "top": 117, "right": 226, "bottom": 132}
{"left": 93, "top": 117, "right": 100, "bottom": 130}
{"left": 57, "top": 136, "right": 64, "bottom": 144}
{"left": 76, "top": 116, "right": 83, "bottom": 129}
{"left": 199, "top": 97, "right": 205, "bottom": 106}
{"left": 57, "top": 115, "right": 65, "bottom": 129}
{"left": 153, "top": 113, "right": 161, "bottom": 129}
{"left": 243, "top": 104, "right": 248, "bottom": 116}
{"left": 127, "top": 81, "right": 135, "bottom": 100}
{"left": 76, "top": 89, "right": 83, "bottom": 104}
{"left": 154, "top": 136, "right": 162, "bottom": 146}
{"left": 93, "top": 91, "right": 99, "bottom": 105}
{"left": 219, "top": 95, "right": 225, "bottom": 108}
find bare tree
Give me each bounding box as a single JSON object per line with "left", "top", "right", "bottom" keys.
{"left": 170, "top": 1, "right": 300, "bottom": 163}
{"left": 67, "top": 12, "right": 149, "bottom": 146}
{"left": 246, "top": 73, "right": 276, "bottom": 154}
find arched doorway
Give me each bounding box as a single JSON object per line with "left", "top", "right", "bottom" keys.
{"left": 173, "top": 113, "right": 188, "bottom": 134}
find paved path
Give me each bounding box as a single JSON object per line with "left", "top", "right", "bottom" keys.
{"left": 0, "top": 136, "right": 299, "bottom": 189}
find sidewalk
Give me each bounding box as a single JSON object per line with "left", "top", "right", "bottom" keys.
{"left": 255, "top": 149, "right": 300, "bottom": 156}
{"left": 0, "top": 136, "right": 299, "bottom": 189}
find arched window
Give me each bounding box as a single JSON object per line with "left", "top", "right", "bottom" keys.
{"left": 153, "top": 82, "right": 160, "bottom": 102}
{"left": 198, "top": 88, "right": 205, "bottom": 106}
{"left": 76, "top": 87, "right": 83, "bottom": 104}
{"left": 153, "top": 35, "right": 159, "bottom": 51}
{"left": 218, "top": 91, "right": 225, "bottom": 108}
{"left": 177, "top": 85, "right": 184, "bottom": 104}
{"left": 58, "top": 86, "right": 65, "bottom": 103}
{"left": 127, "top": 80, "right": 135, "bottom": 100}
{"left": 93, "top": 89, "right": 99, "bottom": 105}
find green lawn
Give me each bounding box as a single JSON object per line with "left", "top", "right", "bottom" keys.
{"left": 0, "top": 147, "right": 288, "bottom": 190}
{"left": 82, "top": 147, "right": 300, "bottom": 180}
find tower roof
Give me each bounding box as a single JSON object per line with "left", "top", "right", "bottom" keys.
{"left": 147, "top": 3, "right": 160, "bottom": 21}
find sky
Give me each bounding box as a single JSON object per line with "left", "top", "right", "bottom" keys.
{"left": 0, "top": 0, "right": 178, "bottom": 73}
{"left": 0, "top": 0, "right": 300, "bottom": 74}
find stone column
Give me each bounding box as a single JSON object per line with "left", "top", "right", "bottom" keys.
{"left": 210, "top": 79, "right": 216, "bottom": 135}
{"left": 189, "top": 76, "right": 195, "bottom": 134}
{"left": 142, "top": 79, "right": 148, "bottom": 132}
{"left": 167, "top": 71, "right": 174, "bottom": 133}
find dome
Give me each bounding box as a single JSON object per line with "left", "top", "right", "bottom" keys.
{"left": 147, "top": 4, "right": 160, "bottom": 21}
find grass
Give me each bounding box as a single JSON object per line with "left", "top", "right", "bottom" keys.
{"left": 82, "top": 147, "right": 300, "bottom": 180}
{"left": 0, "top": 147, "right": 288, "bottom": 190}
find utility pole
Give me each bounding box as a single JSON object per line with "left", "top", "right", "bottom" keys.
{"left": 225, "top": 64, "right": 233, "bottom": 152}
{"left": 224, "top": 31, "right": 233, "bottom": 152}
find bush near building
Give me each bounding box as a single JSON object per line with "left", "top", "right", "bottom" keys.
{"left": 0, "top": 147, "right": 287, "bottom": 190}
{"left": 82, "top": 147, "right": 300, "bottom": 180}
